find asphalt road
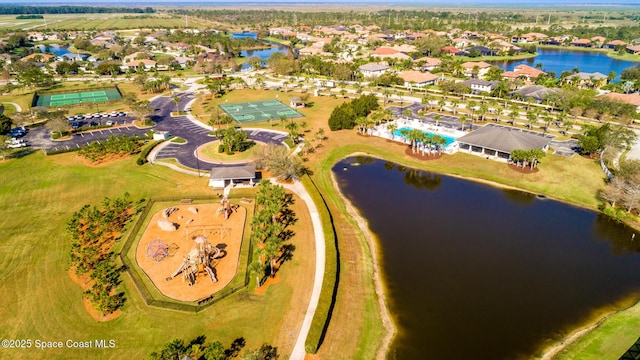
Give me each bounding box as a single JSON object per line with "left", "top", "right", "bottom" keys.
{"left": 24, "top": 92, "right": 290, "bottom": 170}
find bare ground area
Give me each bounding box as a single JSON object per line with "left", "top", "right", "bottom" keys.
{"left": 135, "top": 204, "right": 245, "bottom": 302}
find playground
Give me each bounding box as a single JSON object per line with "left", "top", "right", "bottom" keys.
{"left": 219, "top": 100, "right": 304, "bottom": 124}
{"left": 34, "top": 87, "right": 122, "bottom": 107}
{"left": 135, "top": 202, "right": 246, "bottom": 302}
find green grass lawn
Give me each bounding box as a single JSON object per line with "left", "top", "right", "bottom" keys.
{"left": 199, "top": 141, "right": 265, "bottom": 162}
{"left": 0, "top": 151, "right": 312, "bottom": 359}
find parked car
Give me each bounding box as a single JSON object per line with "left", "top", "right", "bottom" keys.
{"left": 101, "top": 113, "right": 109, "bottom": 118}
{"left": 85, "top": 114, "right": 93, "bottom": 119}
{"left": 68, "top": 115, "right": 76, "bottom": 121}
{"left": 71, "top": 122, "right": 80, "bottom": 129}
{"left": 105, "top": 120, "right": 114, "bottom": 126}
{"left": 90, "top": 121, "right": 98, "bottom": 126}
{"left": 110, "top": 111, "right": 117, "bottom": 117}
{"left": 76, "top": 114, "right": 84, "bottom": 119}
{"left": 118, "top": 111, "right": 126, "bottom": 117}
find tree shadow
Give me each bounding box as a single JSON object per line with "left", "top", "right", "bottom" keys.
{"left": 224, "top": 337, "right": 246, "bottom": 358}
{"left": 278, "top": 244, "right": 295, "bottom": 265}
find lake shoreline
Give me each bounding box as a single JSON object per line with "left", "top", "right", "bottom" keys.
{"left": 330, "top": 151, "right": 640, "bottom": 359}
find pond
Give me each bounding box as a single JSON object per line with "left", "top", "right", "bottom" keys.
{"left": 36, "top": 44, "right": 71, "bottom": 56}
{"left": 492, "top": 48, "right": 639, "bottom": 80}
{"left": 333, "top": 156, "right": 640, "bottom": 360}
{"left": 239, "top": 42, "right": 290, "bottom": 70}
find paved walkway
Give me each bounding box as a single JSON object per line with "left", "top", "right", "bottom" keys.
{"left": 2, "top": 102, "right": 22, "bottom": 112}
{"left": 271, "top": 179, "right": 325, "bottom": 360}
{"left": 626, "top": 130, "right": 640, "bottom": 161}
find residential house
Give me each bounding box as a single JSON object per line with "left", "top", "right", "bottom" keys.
{"left": 461, "top": 61, "right": 491, "bottom": 78}
{"left": 122, "top": 59, "right": 157, "bottom": 71}
{"left": 511, "top": 85, "right": 560, "bottom": 102}
{"left": 571, "top": 38, "right": 592, "bottom": 47}
{"left": 441, "top": 46, "right": 462, "bottom": 56}
{"left": 398, "top": 70, "right": 439, "bottom": 88}
{"left": 512, "top": 32, "right": 548, "bottom": 43}
{"left": 573, "top": 72, "right": 609, "bottom": 89}
{"left": 626, "top": 45, "right": 640, "bottom": 55}
{"left": 591, "top": 36, "right": 606, "bottom": 46}
{"left": 359, "top": 63, "right": 390, "bottom": 78}
{"left": 600, "top": 92, "right": 640, "bottom": 113}
{"left": 461, "top": 79, "right": 498, "bottom": 94}
{"left": 20, "top": 53, "right": 54, "bottom": 63}
{"left": 413, "top": 57, "right": 441, "bottom": 71}
{"left": 502, "top": 64, "right": 546, "bottom": 81}
{"left": 604, "top": 40, "right": 626, "bottom": 49}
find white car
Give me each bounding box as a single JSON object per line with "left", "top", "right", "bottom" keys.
{"left": 105, "top": 120, "right": 114, "bottom": 126}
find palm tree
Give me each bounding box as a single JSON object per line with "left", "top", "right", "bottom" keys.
{"left": 387, "top": 123, "right": 398, "bottom": 140}
{"left": 172, "top": 96, "right": 181, "bottom": 114}
{"left": 478, "top": 104, "right": 489, "bottom": 122}
{"left": 467, "top": 100, "right": 478, "bottom": 121}
{"left": 508, "top": 104, "right": 520, "bottom": 125}
{"left": 494, "top": 106, "right": 503, "bottom": 123}
{"left": 434, "top": 114, "right": 443, "bottom": 127}
{"left": 438, "top": 98, "right": 446, "bottom": 112}
{"left": 459, "top": 114, "right": 468, "bottom": 131}
{"left": 422, "top": 94, "right": 433, "bottom": 111}
{"left": 526, "top": 110, "right": 537, "bottom": 129}
{"left": 451, "top": 99, "right": 459, "bottom": 115}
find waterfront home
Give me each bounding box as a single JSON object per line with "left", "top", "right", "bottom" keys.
{"left": 502, "top": 64, "right": 546, "bottom": 82}
{"left": 604, "top": 40, "right": 626, "bottom": 49}
{"left": 20, "top": 53, "right": 54, "bottom": 63}
{"left": 512, "top": 32, "right": 548, "bottom": 43}
{"left": 626, "top": 45, "right": 640, "bottom": 55}
{"left": 359, "top": 63, "right": 390, "bottom": 78}
{"left": 571, "top": 38, "right": 593, "bottom": 48}
{"left": 461, "top": 79, "right": 498, "bottom": 94}
{"left": 457, "top": 125, "right": 551, "bottom": 161}
{"left": 573, "top": 72, "right": 608, "bottom": 89}
{"left": 371, "top": 47, "right": 411, "bottom": 61}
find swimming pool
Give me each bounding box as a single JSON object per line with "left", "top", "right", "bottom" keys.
{"left": 392, "top": 127, "right": 457, "bottom": 148}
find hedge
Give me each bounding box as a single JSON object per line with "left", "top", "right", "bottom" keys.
{"left": 137, "top": 139, "right": 165, "bottom": 165}
{"left": 301, "top": 174, "right": 339, "bottom": 354}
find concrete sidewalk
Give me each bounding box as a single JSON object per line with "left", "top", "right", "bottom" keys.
{"left": 271, "top": 179, "right": 326, "bottom": 360}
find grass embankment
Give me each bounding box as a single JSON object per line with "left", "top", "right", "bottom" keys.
{"left": 555, "top": 295, "right": 640, "bottom": 360}
{"left": 457, "top": 52, "right": 537, "bottom": 62}
{"left": 607, "top": 52, "right": 640, "bottom": 63}
{"left": 0, "top": 151, "right": 315, "bottom": 359}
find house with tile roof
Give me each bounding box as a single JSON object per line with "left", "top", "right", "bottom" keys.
{"left": 502, "top": 64, "right": 546, "bottom": 81}
{"left": 398, "top": 70, "right": 439, "bottom": 87}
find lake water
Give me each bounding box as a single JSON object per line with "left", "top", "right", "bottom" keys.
{"left": 333, "top": 156, "right": 640, "bottom": 360}
{"left": 492, "top": 48, "right": 639, "bottom": 80}
{"left": 240, "top": 42, "right": 290, "bottom": 70}
{"left": 36, "top": 44, "right": 70, "bottom": 56}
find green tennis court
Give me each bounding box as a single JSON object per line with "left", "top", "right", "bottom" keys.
{"left": 219, "top": 100, "right": 304, "bottom": 124}
{"left": 35, "top": 88, "right": 122, "bottom": 107}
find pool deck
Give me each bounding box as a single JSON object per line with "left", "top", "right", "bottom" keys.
{"left": 371, "top": 119, "right": 466, "bottom": 154}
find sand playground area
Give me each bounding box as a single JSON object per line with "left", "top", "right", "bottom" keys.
{"left": 135, "top": 202, "right": 246, "bottom": 302}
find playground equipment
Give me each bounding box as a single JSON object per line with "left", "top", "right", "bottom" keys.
{"left": 147, "top": 238, "right": 169, "bottom": 262}
{"left": 166, "top": 236, "right": 224, "bottom": 286}
{"left": 216, "top": 197, "right": 237, "bottom": 220}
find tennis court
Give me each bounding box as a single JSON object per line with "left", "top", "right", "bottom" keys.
{"left": 219, "top": 100, "right": 304, "bottom": 124}
{"left": 35, "top": 88, "right": 122, "bottom": 107}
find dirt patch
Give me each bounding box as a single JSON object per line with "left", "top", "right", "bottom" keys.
{"left": 403, "top": 146, "right": 443, "bottom": 160}
{"left": 135, "top": 203, "right": 246, "bottom": 302}
{"left": 507, "top": 163, "right": 540, "bottom": 174}
{"left": 68, "top": 268, "right": 121, "bottom": 321}
{"left": 79, "top": 153, "right": 131, "bottom": 167}
{"left": 254, "top": 273, "right": 282, "bottom": 295}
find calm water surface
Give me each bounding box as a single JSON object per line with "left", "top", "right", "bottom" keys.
{"left": 493, "top": 48, "right": 639, "bottom": 80}
{"left": 333, "top": 156, "right": 640, "bottom": 360}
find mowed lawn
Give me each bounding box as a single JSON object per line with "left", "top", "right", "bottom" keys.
{"left": 0, "top": 151, "right": 314, "bottom": 359}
